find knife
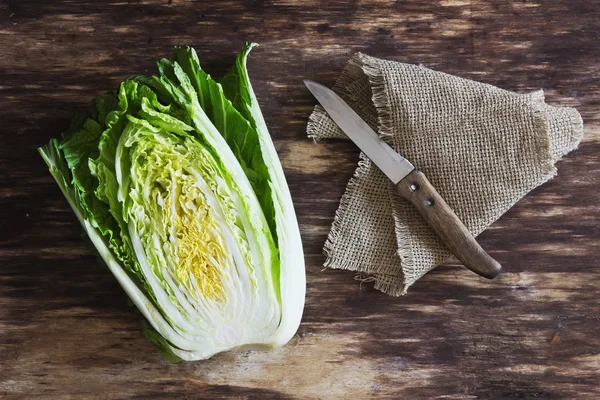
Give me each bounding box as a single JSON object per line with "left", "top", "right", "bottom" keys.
{"left": 304, "top": 80, "right": 502, "bottom": 279}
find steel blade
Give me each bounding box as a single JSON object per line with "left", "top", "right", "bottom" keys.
{"left": 304, "top": 80, "right": 414, "bottom": 184}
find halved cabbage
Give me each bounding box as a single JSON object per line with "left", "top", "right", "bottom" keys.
{"left": 38, "top": 44, "right": 305, "bottom": 361}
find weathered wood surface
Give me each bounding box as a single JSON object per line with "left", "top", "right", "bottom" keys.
{"left": 1, "top": 1, "right": 599, "bottom": 398}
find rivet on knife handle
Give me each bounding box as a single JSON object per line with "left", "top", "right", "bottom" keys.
{"left": 396, "top": 170, "right": 502, "bottom": 279}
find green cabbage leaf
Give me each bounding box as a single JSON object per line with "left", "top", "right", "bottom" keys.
{"left": 38, "top": 44, "right": 305, "bottom": 361}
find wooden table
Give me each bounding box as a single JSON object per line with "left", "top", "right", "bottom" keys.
{"left": 1, "top": 1, "right": 599, "bottom": 398}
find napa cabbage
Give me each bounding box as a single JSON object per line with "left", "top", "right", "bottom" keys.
{"left": 38, "top": 43, "right": 305, "bottom": 361}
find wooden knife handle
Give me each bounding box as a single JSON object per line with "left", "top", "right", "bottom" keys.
{"left": 396, "top": 169, "right": 502, "bottom": 279}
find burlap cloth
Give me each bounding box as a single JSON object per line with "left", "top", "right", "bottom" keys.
{"left": 307, "top": 53, "right": 583, "bottom": 296}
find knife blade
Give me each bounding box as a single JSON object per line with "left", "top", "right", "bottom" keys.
{"left": 305, "top": 80, "right": 502, "bottom": 279}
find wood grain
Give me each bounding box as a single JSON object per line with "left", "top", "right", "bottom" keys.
{"left": 1, "top": 0, "right": 599, "bottom": 399}
{"left": 396, "top": 169, "right": 502, "bottom": 279}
